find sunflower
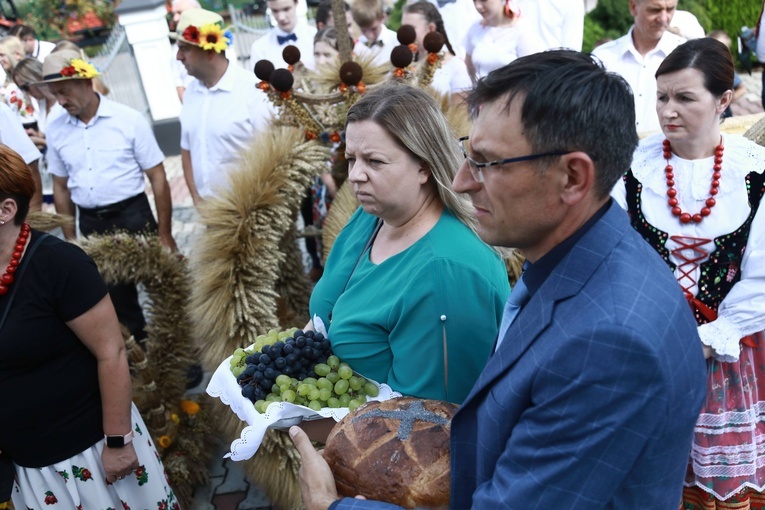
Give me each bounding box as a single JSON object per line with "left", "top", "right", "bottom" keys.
{"left": 69, "top": 58, "right": 100, "bottom": 78}
{"left": 199, "top": 23, "right": 228, "bottom": 53}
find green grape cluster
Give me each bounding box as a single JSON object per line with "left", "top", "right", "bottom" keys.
{"left": 229, "top": 327, "right": 299, "bottom": 378}
{"left": 253, "top": 355, "right": 380, "bottom": 414}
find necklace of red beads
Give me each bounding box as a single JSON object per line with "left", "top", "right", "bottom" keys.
{"left": 663, "top": 138, "right": 722, "bottom": 224}
{"left": 0, "top": 222, "right": 31, "bottom": 295}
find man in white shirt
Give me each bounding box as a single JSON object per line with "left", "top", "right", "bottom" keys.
{"left": 352, "top": 0, "right": 397, "bottom": 67}
{"left": 516, "top": 0, "right": 584, "bottom": 51}
{"left": 592, "top": 0, "right": 683, "bottom": 134}
{"left": 175, "top": 8, "right": 273, "bottom": 204}
{"left": 42, "top": 50, "right": 176, "bottom": 343}
{"left": 249, "top": 0, "right": 315, "bottom": 71}
{"left": 0, "top": 102, "right": 42, "bottom": 210}
{"left": 15, "top": 25, "right": 55, "bottom": 64}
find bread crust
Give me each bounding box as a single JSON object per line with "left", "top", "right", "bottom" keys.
{"left": 324, "top": 397, "right": 458, "bottom": 509}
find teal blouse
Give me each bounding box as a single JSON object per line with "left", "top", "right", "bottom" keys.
{"left": 310, "top": 208, "right": 510, "bottom": 404}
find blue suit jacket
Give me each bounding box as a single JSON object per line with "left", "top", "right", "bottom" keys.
{"left": 333, "top": 203, "right": 706, "bottom": 510}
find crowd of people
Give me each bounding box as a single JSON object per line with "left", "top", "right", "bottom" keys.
{"left": 0, "top": 0, "right": 764, "bottom": 509}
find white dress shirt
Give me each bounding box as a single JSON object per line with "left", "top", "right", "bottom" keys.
{"left": 516, "top": 0, "right": 584, "bottom": 51}
{"left": 429, "top": 55, "right": 471, "bottom": 97}
{"left": 0, "top": 102, "right": 41, "bottom": 164}
{"left": 464, "top": 18, "right": 545, "bottom": 80}
{"left": 612, "top": 133, "right": 765, "bottom": 361}
{"left": 354, "top": 25, "right": 399, "bottom": 67}
{"left": 249, "top": 21, "right": 316, "bottom": 72}
{"left": 31, "top": 40, "right": 55, "bottom": 63}
{"left": 180, "top": 62, "right": 274, "bottom": 198}
{"left": 592, "top": 27, "right": 684, "bottom": 135}
{"left": 46, "top": 95, "right": 164, "bottom": 208}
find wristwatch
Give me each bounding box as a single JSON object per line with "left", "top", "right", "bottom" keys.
{"left": 105, "top": 431, "right": 134, "bottom": 448}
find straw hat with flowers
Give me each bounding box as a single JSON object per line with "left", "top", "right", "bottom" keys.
{"left": 170, "top": 8, "right": 233, "bottom": 53}
{"left": 39, "top": 49, "right": 100, "bottom": 84}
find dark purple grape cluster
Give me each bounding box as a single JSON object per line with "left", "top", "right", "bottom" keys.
{"left": 238, "top": 330, "right": 332, "bottom": 402}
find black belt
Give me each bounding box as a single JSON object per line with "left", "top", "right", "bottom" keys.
{"left": 78, "top": 193, "right": 146, "bottom": 220}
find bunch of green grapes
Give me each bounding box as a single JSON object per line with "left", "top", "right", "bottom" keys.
{"left": 253, "top": 355, "right": 380, "bottom": 414}
{"left": 229, "top": 327, "right": 299, "bottom": 378}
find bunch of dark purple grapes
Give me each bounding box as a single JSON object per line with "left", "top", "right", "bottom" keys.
{"left": 238, "top": 329, "right": 332, "bottom": 402}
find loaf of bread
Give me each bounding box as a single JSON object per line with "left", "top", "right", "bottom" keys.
{"left": 324, "top": 397, "right": 458, "bottom": 509}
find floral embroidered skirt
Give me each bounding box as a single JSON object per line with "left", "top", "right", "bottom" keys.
{"left": 11, "top": 403, "right": 179, "bottom": 509}
{"left": 684, "top": 338, "right": 765, "bottom": 507}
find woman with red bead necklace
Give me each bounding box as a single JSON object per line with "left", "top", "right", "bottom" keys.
{"left": 612, "top": 37, "right": 765, "bottom": 509}
{"left": 0, "top": 145, "right": 178, "bottom": 508}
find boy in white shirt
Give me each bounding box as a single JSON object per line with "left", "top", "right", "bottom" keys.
{"left": 249, "top": 0, "right": 316, "bottom": 70}
{"left": 352, "top": 0, "right": 397, "bottom": 67}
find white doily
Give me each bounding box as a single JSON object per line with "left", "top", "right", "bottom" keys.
{"left": 206, "top": 350, "right": 400, "bottom": 461}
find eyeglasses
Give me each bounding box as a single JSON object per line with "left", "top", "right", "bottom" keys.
{"left": 458, "top": 136, "right": 572, "bottom": 183}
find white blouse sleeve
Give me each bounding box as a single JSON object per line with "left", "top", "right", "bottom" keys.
{"left": 703, "top": 177, "right": 765, "bottom": 361}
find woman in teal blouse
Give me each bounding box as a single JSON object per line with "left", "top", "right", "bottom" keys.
{"left": 309, "top": 84, "right": 509, "bottom": 404}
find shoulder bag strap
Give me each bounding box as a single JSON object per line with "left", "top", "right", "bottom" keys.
{"left": 0, "top": 233, "right": 50, "bottom": 332}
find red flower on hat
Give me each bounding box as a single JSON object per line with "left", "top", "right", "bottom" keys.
{"left": 61, "top": 65, "right": 76, "bottom": 77}
{"left": 183, "top": 25, "right": 200, "bottom": 44}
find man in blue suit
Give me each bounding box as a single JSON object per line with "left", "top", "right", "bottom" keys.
{"left": 289, "top": 50, "right": 707, "bottom": 509}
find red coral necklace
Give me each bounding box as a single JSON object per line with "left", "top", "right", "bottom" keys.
{"left": 0, "top": 222, "right": 31, "bottom": 295}
{"left": 663, "top": 138, "right": 723, "bottom": 224}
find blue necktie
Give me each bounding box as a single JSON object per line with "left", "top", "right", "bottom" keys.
{"left": 494, "top": 276, "right": 530, "bottom": 352}
{"left": 277, "top": 33, "right": 297, "bottom": 45}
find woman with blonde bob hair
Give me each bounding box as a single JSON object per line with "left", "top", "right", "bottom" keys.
{"left": 0, "top": 36, "right": 36, "bottom": 125}
{"left": 308, "top": 84, "right": 509, "bottom": 406}
{"left": 0, "top": 144, "right": 178, "bottom": 509}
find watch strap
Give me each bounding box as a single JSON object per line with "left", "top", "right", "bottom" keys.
{"left": 105, "top": 430, "right": 134, "bottom": 448}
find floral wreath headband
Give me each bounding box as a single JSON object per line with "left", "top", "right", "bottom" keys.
{"left": 43, "top": 58, "right": 100, "bottom": 82}
{"left": 179, "top": 22, "right": 234, "bottom": 54}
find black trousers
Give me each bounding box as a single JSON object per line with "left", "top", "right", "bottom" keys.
{"left": 78, "top": 193, "right": 158, "bottom": 341}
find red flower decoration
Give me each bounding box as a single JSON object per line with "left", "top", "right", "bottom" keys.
{"left": 330, "top": 131, "right": 341, "bottom": 143}
{"left": 44, "top": 491, "right": 58, "bottom": 505}
{"left": 61, "top": 65, "right": 76, "bottom": 77}
{"left": 182, "top": 25, "right": 200, "bottom": 44}
{"left": 305, "top": 131, "right": 317, "bottom": 141}
{"left": 356, "top": 82, "right": 367, "bottom": 93}
{"left": 81, "top": 468, "right": 92, "bottom": 480}
{"left": 427, "top": 52, "right": 439, "bottom": 64}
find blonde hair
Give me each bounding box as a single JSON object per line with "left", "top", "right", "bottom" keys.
{"left": 0, "top": 36, "right": 25, "bottom": 71}
{"left": 351, "top": 0, "right": 384, "bottom": 28}
{"left": 345, "top": 83, "right": 476, "bottom": 231}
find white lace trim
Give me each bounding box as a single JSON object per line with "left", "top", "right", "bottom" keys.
{"left": 632, "top": 133, "right": 765, "bottom": 200}
{"left": 698, "top": 316, "right": 743, "bottom": 362}
{"left": 696, "top": 401, "right": 765, "bottom": 427}
{"left": 684, "top": 480, "right": 765, "bottom": 501}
